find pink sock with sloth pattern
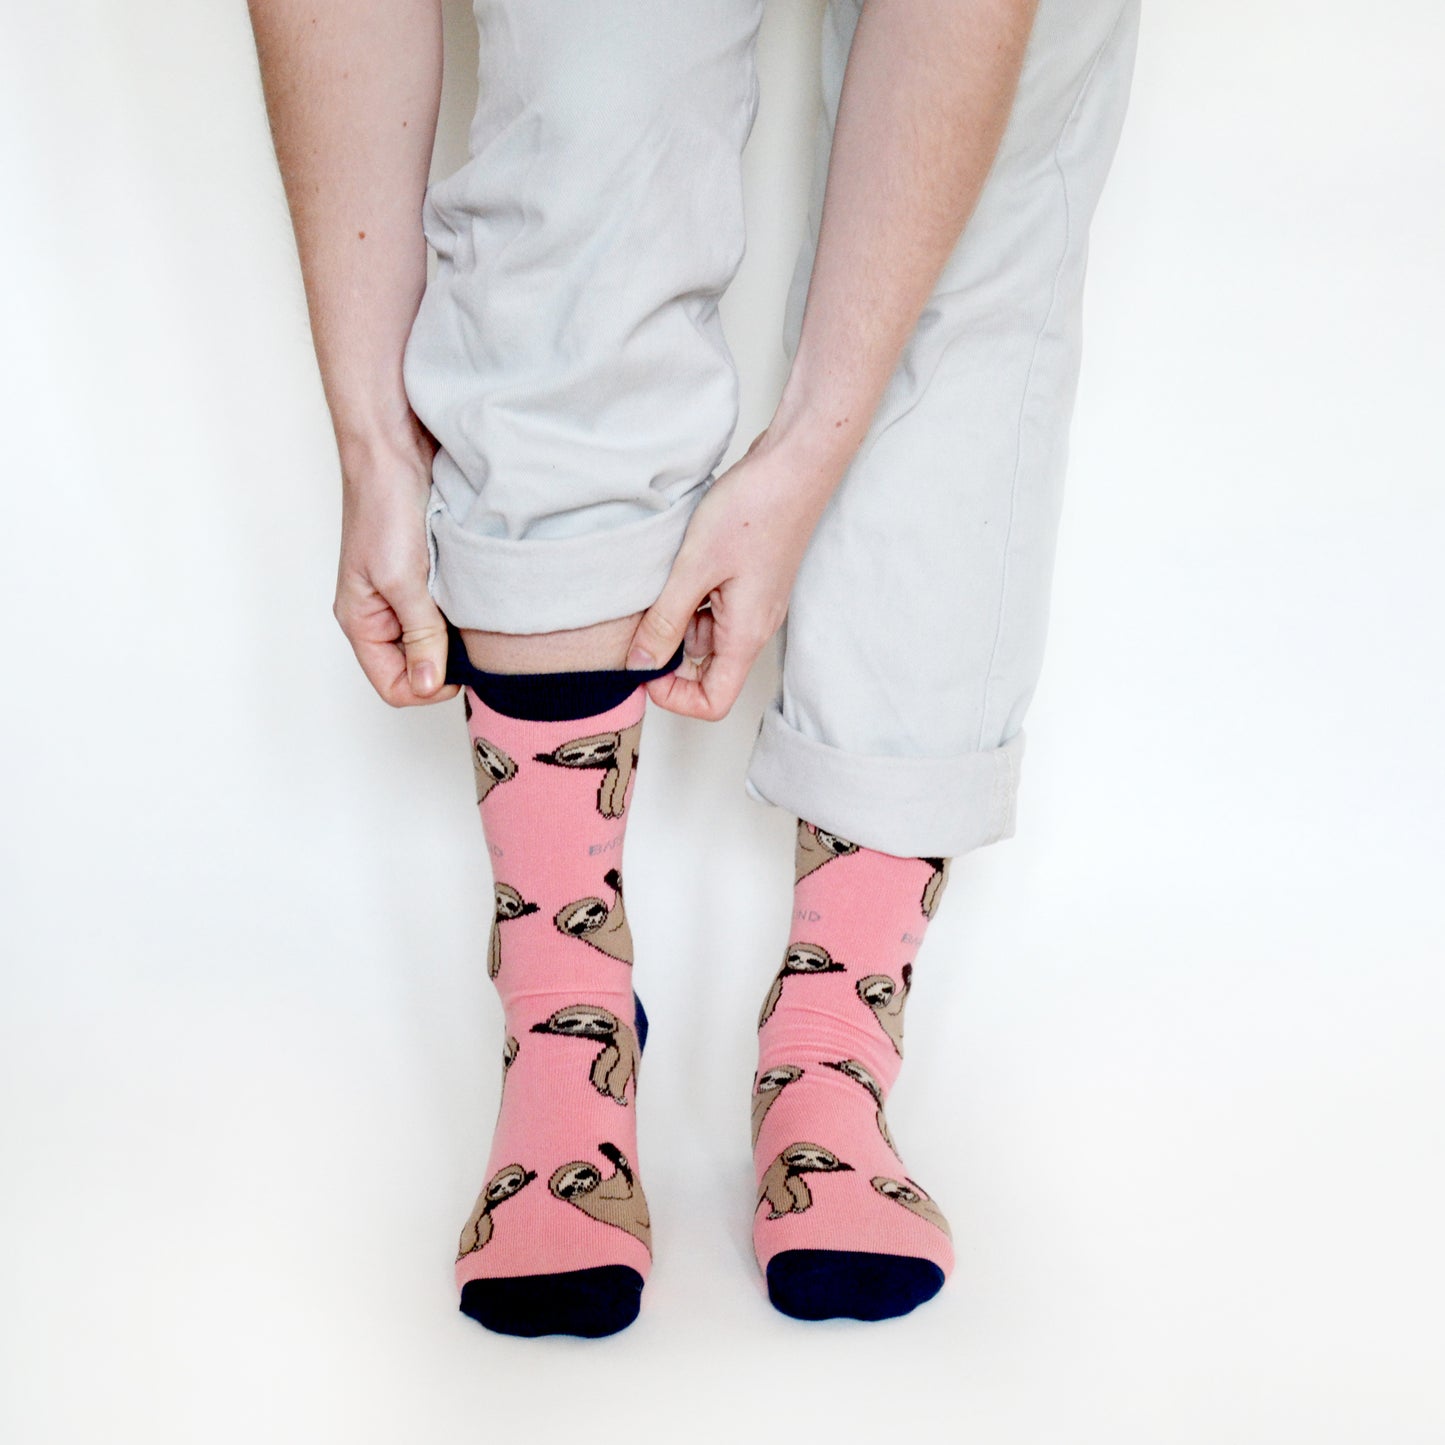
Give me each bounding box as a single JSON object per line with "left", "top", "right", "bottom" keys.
{"left": 452, "top": 674, "right": 658, "bottom": 1338}
{"left": 752, "top": 821, "right": 954, "bottom": 1321}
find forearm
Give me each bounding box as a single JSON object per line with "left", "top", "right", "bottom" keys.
{"left": 247, "top": 0, "right": 442, "bottom": 468}
{"left": 770, "top": 0, "right": 1038, "bottom": 483}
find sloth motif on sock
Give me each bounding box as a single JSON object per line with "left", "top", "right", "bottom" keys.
{"left": 752, "top": 820, "right": 954, "bottom": 1322}
{"left": 446, "top": 633, "right": 679, "bottom": 1339}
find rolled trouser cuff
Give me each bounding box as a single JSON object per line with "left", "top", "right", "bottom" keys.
{"left": 743, "top": 700, "right": 1026, "bottom": 859}
{"left": 426, "top": 480, "right": 708, "bottom": 634}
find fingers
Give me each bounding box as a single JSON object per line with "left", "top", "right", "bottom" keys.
{"left": 626, "top": 555, "right": 712, "bottom": 671}
{"left": 333, "top": 456, "right": 460, "bottom": 707}
{"left": 684, "top": 609, "right": 715, "bottom": 664}
{"left": 391, "top": 584, "right": 454, "bottom": 700}
{"left": 646, "top": 578, "right": 784, "bottom": 720}
{"left": 335, "top": 578, "right": 460, "bottom": 709}
{"left": 645, "top": 626, "right": 758, "bottom": 721}
{"left": 646, "top": 650, "right": 752, "bottom": 720}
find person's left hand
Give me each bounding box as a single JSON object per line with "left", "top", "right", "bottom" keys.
{"left": 626, "top": 427, "right": 844, "bottom": 720}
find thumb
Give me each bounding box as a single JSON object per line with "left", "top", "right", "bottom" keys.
{"left": 392, "top": 584, "right": 451, "bottom": 697}
{"left": 627, "top": 558, "right": 710, "bottom": 670}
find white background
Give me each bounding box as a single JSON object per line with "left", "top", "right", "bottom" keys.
{"left": 2, "top": 3, "right": 1443, "bottom": 1441}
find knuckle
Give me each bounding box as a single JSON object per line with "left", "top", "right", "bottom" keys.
{"left": 372, "top": 569, "right": 410, "bottom": 597}
{"left": 400, "top": 622, "right": 443, "bottom": 647}
{"left": 644, "top": 605, "right": 679, "bottom": 638}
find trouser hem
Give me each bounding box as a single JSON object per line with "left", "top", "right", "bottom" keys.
{"left": 743, "top": 701, "right": 1025, "bottom": 859}
{"left": 426, "top": 481, "right": 708, "bottom": 634}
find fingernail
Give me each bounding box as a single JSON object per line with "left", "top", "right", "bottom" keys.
{"left": 413, "top": 662, "right": 437, "bottom": 693}
{"left": 626, "top": 647, "right": 654, "bottom": 670}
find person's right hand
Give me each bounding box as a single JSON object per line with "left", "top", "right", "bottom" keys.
{"left": 333, "top": 433, "right": 458, "bottom": 708}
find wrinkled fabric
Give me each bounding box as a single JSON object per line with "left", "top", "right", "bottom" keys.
{"left": 403, "top": 0, "right": 1141, "bottom": 856}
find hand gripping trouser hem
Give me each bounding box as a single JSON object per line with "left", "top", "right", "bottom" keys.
{"left": 402, "top": 0, "right": 1140, "bottom": 851}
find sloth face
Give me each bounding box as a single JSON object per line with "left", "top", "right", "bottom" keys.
{"left": 502, "top": 1036, "right": 518, "bottom": 1070}
{"left": 557, "top": 898, "right": 609, "bottom": 936}
{"left": 473, "top": 738, "right": 514, "bottom": 782}
{"left": 781, "top": 1143, "right": 850, "bottom": 1175}
{"left": 857, "top": 974, "right": 895, "bottom": 1007}
{"left": 873, "top": 1177, "right": 925, "bottom": 1205}
{"left": 547, "top": 735, "right": 618, "bottom": 768}
{"left": 756, "top": 1065, "right": 803, "bottom": 1095}
{"left": 494, "top": 883, "right": 532, "bottom": 921}
{"left": 533, "top": 1005, "right": 617, "bottom": 1039}
{"left": 551, "top": 1162, "right": 602, "bottom": 1199}
{"left": 783, "top": 943, "right": 842, "bottom": 975}
{"left": 814, "top": 829, "right": 858, "bottom": 857}
{"left": 824, "top": 1058, "right": 882, "bottom": 1102}
{"left": 485, "top": 1164, "right": 534, "bottom": 1207}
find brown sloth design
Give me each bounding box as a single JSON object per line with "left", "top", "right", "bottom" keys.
{"left": 757, "top": 1141, "right": 854, "bottom": 1219}
{"left": 533, "top": 720, "right": 643, "bottom": 819}
{"left": 794, "top": 820, "right": 860, "bottom": 883}
{"left": 471, "top": 735, "right": 518, "bottom": 805}
{"left": 856, "top": 963, "right": 912, "bottom": 1055}
{"left": 501, "top": 1034, "right": 519, "bottom": 1086}
{"left": 821, "top": 1058, "right": 897, "bottom": 1153}
{"left": 757, "top": 942, "right": 846, "bottom": 1029}
{"left": 548, "top": 1143, "right": 651, "bottom": 1248}
{"left": 750, "top": 1064, "right": 803, "bottom": 1148}
{"left": 530, "top": 1004, "right": 640, "bottom": 1105}
{"left": 554, "top": 867, "right": 633, "bottom": 964}
{"left": 871, "top": 1175, "right": 951, "bottom": 1236}
{"left": 488, "top": 882, "right": 539, "bottom": 980}
{"left": 920, "top": 857, "right": 950, "bottom": 919}
{"left": 456, "top": 1162, "right": 537, "bottom": 1260}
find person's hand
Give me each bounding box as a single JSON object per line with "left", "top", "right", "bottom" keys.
{"left": 333, "top": 430, "right": 459, "bottom": 708}
{"left": 626, "top": 428, "right": 844, "bottom": 720}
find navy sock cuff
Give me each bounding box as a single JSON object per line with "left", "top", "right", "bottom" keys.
{"left": 442, "top": 617, "right": 685, "bottom": 722}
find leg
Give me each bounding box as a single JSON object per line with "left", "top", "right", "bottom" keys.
{"left": 404, "top": 0, "right": 766, "bottom": 1337}
{"left": 403, "top": 0, "right": 767, "bottom": 665}
{"left": 453, "top": 665, "right": 658, "bottom": 1337}
{"left": 747, "top": 0, "right": 1142, "bottom": 1322}
{"left": 458, "top": 613, "right": 643, "bottom": 674}
{"left": 746, "top": 0, "right": 1142, "bottom": 859}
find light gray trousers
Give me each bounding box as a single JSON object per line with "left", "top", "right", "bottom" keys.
{"left": 403, "top": 0, "right": 1141, "bottom": 857}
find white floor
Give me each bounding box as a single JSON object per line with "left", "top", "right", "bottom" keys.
{"left": 2, "top": 4, "right": 1442, "bottom": 1441}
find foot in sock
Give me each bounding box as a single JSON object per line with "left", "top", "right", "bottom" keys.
{"left": 751, "top": 820, "right": 955, "bottom": 1322}
{"left": 445, "top": 628, "right": 678, "bottom": 1338}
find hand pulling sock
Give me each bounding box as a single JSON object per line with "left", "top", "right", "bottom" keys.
{"left": 443, "top": 620, "right": 682, "bottom": 1338}
{"left": 752, "top": 820, "right": 955, "bottom": 1321}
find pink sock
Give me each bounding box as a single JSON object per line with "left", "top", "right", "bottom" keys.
{"left": 453, "top": 676, "right": 655, "bottom": 1338}
{"left": 752, "top": 820, "right": 955, "bottom": 1321}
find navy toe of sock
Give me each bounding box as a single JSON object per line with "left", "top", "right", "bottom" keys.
{"left": 766, "top": 1249, "right": 945, "bottom": 1322}
{"left": 460, "top": 1265, "right": 644, "bottom": 1338}
{"left": 633, "top": 991, "right": 649, "bottom": 1053}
